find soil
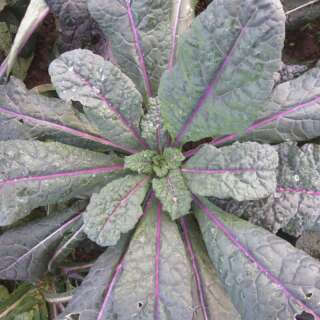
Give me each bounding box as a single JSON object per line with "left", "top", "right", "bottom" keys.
{"left": 24, "top": 13, "right": 57, "bottom": 89}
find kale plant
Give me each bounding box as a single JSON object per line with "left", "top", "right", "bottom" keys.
{"left": 0, "top": 0, "right": 320, "bottom": 319}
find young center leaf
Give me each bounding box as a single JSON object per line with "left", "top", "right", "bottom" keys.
{"left": 88, "top": 0, "right": 172, "bottom": 96}
{"left": 49, "top": 49, "right": 147, "bottom": 152}
{"left": 83, "top": 174, "right": 150, "bottom": 246}
{"left": 214, "top": 142, "right": 320, "bottom": 237}
{"left": 112, "top": 201, "right": 193, "bottom": 319}
{"left": 194, "top": 197, "right": 320, "bottom": 320}
{"left": 0, "top": 78, "right": 119, "bottom": 151}
{"left": 182, "top": 142, "right": 278, "bottom": 201}
{"left": 0, "top": 202, "right": 85, "bottom": 281}
{"left": 153, "top": 169, "right": 192, "bottom": 220}
{"left": 140, "top": 97, "right": 167, "bottom": 151}
{"left": 243, "top": 63, "right": 320, "bottom": 143}
{"left": 58, "top": 235, "right": 130, "bottom": 320}
{"left": 158, "top": 0, "right": 285, "bottom": 145}
{"left": 0, "top": 140, "right": 123, "bottom": 225}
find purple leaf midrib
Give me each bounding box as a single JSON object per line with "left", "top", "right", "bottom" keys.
{"left": 48, "top": 224, "right": 85, "bottom": 272}
{"left": 0, "top": 106, "right": 137, "bottom": 154}
{"left": 193, "top": 195, "right": 320, "bottom": 319}
{"left": 174, "top": 12, "right": 255, "bottom": 146}
{"left": 182, "top": 167, "right": 258, "bottom": 174}
{"left": 154, "top": 201, "right": 162, "bottom": 320}
{"left": 168, "top": 0, "right": 183, "bottom": 70}
{"left": 70, "top": 70, "right": 149, "bottom": 148}
{"left": 0, "top": 165, "right": 124, "bottom": 187}
{"left": 126, "top": 1, "right": 154, "bottom": 98}
{"left": 212, "top": 94, "right": 320, "bottom": 147}
{"left": 180, "top": 217, "right": 209, "bottom": 320}
{"left": 0, "top": 212, "right": 82, "bottom": 275}
{"left": 97, "top": 256, "right": 125, "bottom": 320}
{"left": 278, "top": 187, "right": 320, "bottom": 196}
{"left": 99, "top": 176, "right": 150, "bottom": 233}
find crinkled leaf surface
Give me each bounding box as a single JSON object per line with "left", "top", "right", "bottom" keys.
{"left": 124, "top": 150, "right": 156, "bottom": 175}
{"left": 83, "top": 174, "right": 150, "bottom": 246}
{"left": 49, "top": 49, "right": 147, "bottom": 152}
{"left": 195, "top": 197, "right": 320, "bottom": 320}
{"left": 0, "top": 140, "right": 122, "bottom": 225}
{"left": 159, "top": 0, "right": 285, "bottom": 145}
{"left": 0, "top": 78, "right": 117, "bottom": 151}
{"left": 113, "top": 201, "right": 193, "bottom": 320}
{"left": 58, "top": 235, "right": 129, "bottom": 320}
{"left": 181, "top": 216, "right": 240, "bottom": 320}
{"left": 183, "top": 142, "right": 278, "bottom": 201}
{"left": 244, "top": 63, "right": 320, "bottom": 143}
{"left": 88, "top": 0, "right": 172, "bottom": 96}
{"left": 140, "top": 97, "right": 167, "bottom": 151}
{"left": 153, "top": 169, "right": 192, "bottom": 220}
{"left": 214, "top": 142, "right": 320, "bottom": 236}
{"left": 45, "top": 0, "right": 107, "bottom": 55}
{"left": 0, "top": 202, "right": 85, "bottom": 281}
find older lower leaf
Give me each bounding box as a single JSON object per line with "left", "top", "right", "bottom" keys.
{"left": 83, "top": 174, "right": 150, "bottom": 246}
{"left": 113, "top": 201, "right": 193, "bottom": 320}
{"left": 195, "top": 197, "right": 320, "bottom": 320}
{"left": 0, "top": 202, "right": 85, "bottom": 281}
{"left": 183, "top": 142, "right": 278, "bottom": 201}
{"left": 58, "top": 235, "right": 129, "bottom": 320}
{"left": 0, "top": 140, "right": 122, "bottom": 225}
{"left": 153, "top": 169, "right": 192, "bottom": 220}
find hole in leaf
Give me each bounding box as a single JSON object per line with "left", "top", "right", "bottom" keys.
{"left": 305, "top": 292, "right": 313, "bottom": 299}
{"left": 295, "top": 311, "right": 315, "bottom": 320}
{"left": 19, "top": 119, "right": 24, "bottom": 124}
{"left": 137, "top": 301, "right": 143, "bottom": 310}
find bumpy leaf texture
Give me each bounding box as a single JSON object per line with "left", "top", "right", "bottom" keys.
{"left": 0, "top": 78, "right": 117, "bottom": 151}
{"left": 83, "top": 174, "right": 150, "bottom": 246}
{"left": 112, "top": 201, "right": 193, "bottom": 320}
{"left": 159, "top": 0, "right": 285, "bottom": 145}
{"left": 181, "top": 216, "right": 241, "bottom": 319}
{"left": 45, "top": 0, "right": 108, "bottom": 55}
{"left": 152, "top": 169, "right": 192, "bottom": 220}
{"left": 0, "top": 140, "right": 122, "bottom": 225}
{"left": 214, "top": 142, "right": 320, "bottom": 237}
{"left": 88, "top": 0, "right": 172, "bottom": 96}
{"left": 49, "top": 49, "right": 147, "bottom": 153}
{"left": 0, "top": 202, "right": 85, "bottom": 281}
{"left": 244, "top": 63, "right": 320, "bottom": 143}
{"left": 195, "top": 197, "right": 320, "bottom": 320}
{"left": 140, "top": 97, "right": 167, "bottom": 151}
{"left": 183, "top": 142, "right": 278, "bottom": 201}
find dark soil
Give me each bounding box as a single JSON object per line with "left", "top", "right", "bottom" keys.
{"left": 24, "top": 13, "right": 57, "bottom": 89}
{"left": 283, "top": 19, "right": 320, "bottom": 65}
